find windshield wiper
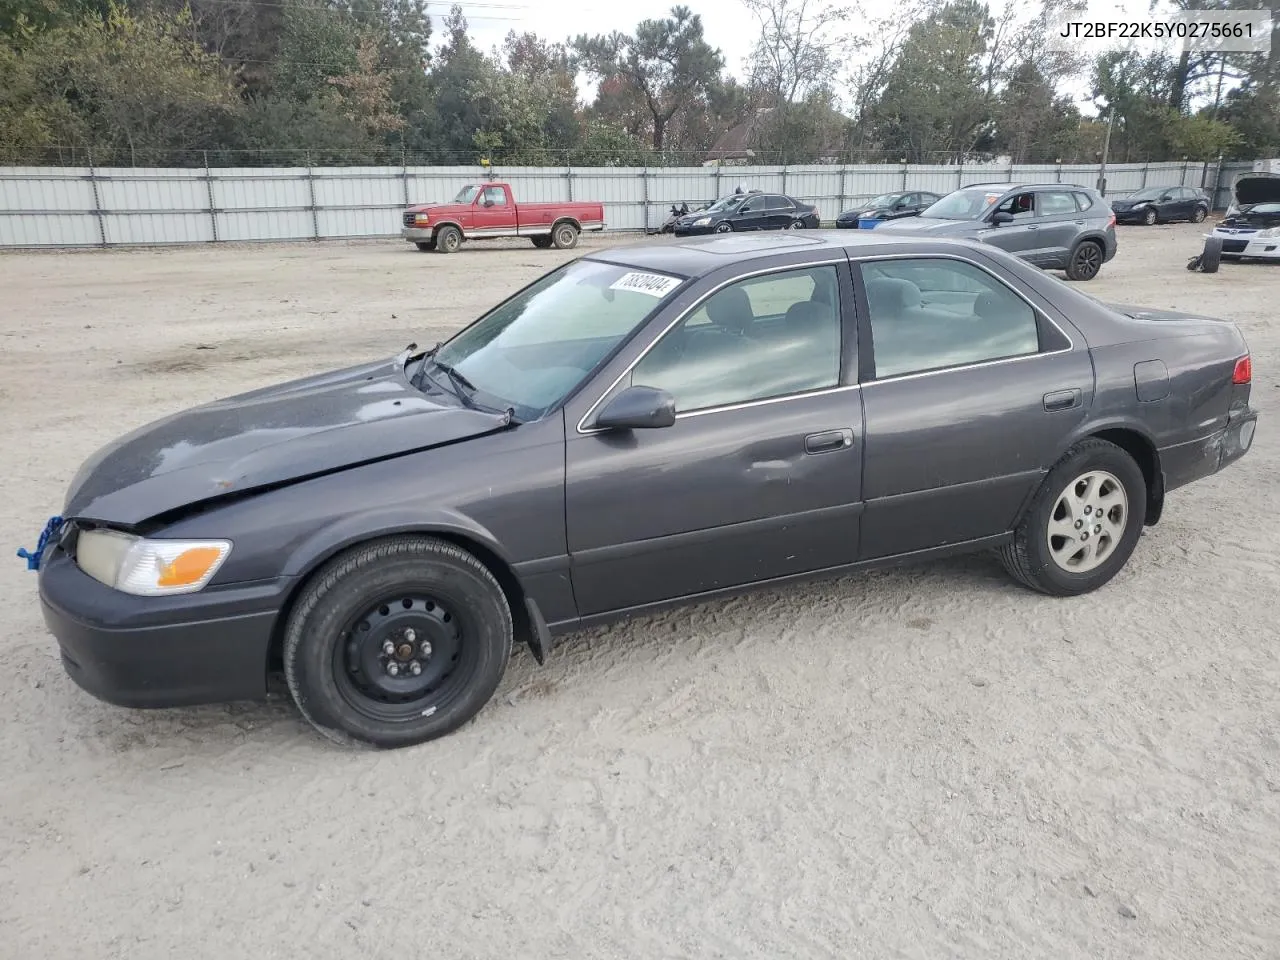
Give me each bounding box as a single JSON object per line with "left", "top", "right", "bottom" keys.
{"left": 422, "top": 354, "right": 480, "bottom": 410}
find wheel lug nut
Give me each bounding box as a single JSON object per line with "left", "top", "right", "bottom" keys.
{"left": 1094, "top": 524, "right": 1102, "bottom": 534}
{"left": 410, "top": 662, "right": 422, "bottom": 676}
{"left": 405, "top": 628, "right": 416, "bottom": 643}
{"left": 382, "top": 640, "right": 395, "bottom": 655}
{"left": 387, "top": 662, "right": 400, "bottom": 676}
{"left": 1074, "top": 519, "right": 1084, "bottom": 529}
{"left": 1081, "top": 532, "right": 1090, "bottom": 541}
{"left": 1084, "top": 505, "right": 1092, "bottom": 515}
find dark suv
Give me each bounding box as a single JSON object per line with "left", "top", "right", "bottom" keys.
{"left": 872, "top": 183, "right": 1119, "bottom": 280}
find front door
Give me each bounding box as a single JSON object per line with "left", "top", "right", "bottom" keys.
{"left": 564, "top": 260, "right": 864, "bottom": 616}
{"left": 854, "top": 251, "right": 1095, "bottom": 559}
{"left": 979, "top": 190, "right": 1043, "bottom": 261}
{"left": 473, "top": 184, "right": 513, "bottom": 235}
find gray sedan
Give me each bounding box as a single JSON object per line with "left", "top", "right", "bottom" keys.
{"left": 24, "top": 231, "right": 1258, "bottom": 748}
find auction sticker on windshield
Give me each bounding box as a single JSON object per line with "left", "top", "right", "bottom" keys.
{"left": 610, "top": 272, "right": 683, "bottom": 298}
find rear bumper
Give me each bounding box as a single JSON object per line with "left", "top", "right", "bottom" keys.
{"left": 38, "top": 546, "right": 284, "bottom": 708}
{"left": 1160, "top": 406, "right": 1259, "bottom": 494}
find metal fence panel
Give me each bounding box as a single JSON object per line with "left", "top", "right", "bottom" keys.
{"left": 0, "top": 160, "right": 1259, "bottom": 248}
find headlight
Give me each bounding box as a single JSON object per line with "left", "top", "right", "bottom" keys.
{"left": 75, "top": 529, "right": 232, "bottom": 596}
{"left": 861, "top": 210, "right": 877, "bottom": 217}
{"left": 1254, "top": 227, "right": 1280, "bottom": 238}
{"left": 414, "top": 213, "right": 429, "bottom": 223}
{"left": 693, "top": 217, "right": 711, "bottom": 227}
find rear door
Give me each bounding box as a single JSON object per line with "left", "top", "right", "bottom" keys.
{"left": 766, "top": 195, "right": 797, "bottom": 229}
{"left": 563, "top": 255, "right": 864, "bottom": 616}
{"left": 854, "top": 250, "right": 1094, "bottom": 558}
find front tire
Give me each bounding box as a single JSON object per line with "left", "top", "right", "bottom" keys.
{"left": 999, "top": 438, "right": 1147, "bottom": 596}
{"left": 283, "top": 536, "right": 513, "bottom": 748}
{"left": 1142, "top": 207, "right": 1158, "bottom": 225}
{"left": 1065, "top": 240, "right": 1104, "bottom": 280}
{"left": 415, "top": 240, "right": 436, "bottom": 251}
{"left": 714, "top": 221, "right": 733, "bottom": 234}
{"left": 435, "top": 225, "right": 462, "bottom": 254}
{"left": 1192, "top": 206, "right": 1207, "bottom": 223}
{"left": 531, "top": 235, "right": 553, "bottom": 249}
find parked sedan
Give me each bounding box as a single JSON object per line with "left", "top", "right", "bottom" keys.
{"left": 874, "top": 182, "right": 1118, "bottom": 280}
{"left": 1110, "top": 185, "right": 1210, "bottom": 225}
{"left": 24, "top": 231, "right": 1257, "bottom": 749}
{"left": 672, "top": 191, "right": 820, "bottom": 235}
{"left": 835, "top": 190, "right": 943, "bottom": 228}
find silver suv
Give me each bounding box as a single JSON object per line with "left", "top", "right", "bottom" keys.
{"left": 872, "top": 183, "right": 1119, "bottom": 281}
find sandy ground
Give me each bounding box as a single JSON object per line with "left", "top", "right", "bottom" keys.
{"left": 0, "top": 224, "right": 1277, "bottom": 960}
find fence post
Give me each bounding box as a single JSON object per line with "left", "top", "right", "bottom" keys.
{"left": 714, "top": 163, "right": 721, "bottom": 200}
{"left": 1213, "top": 155, "right": 1225, "bottom": 210}
{"left": 1182, "top": 158, "right": 1189, "bottom": 185}
{"left": 1141, "top": 161, "right": 1149, "bottom": 188}
{"left": 838, "top": 165, "right": 847, "bottom": 217}
{"left": 306, "top": 152, "right": 320, "bottom": 241}
{"left": 781, "top": 163, "right": 788, "bottom": 195}
{"left": 901, "top": 159, "right": 908, "bottom": 191}
{"left": 1055, "top": 160, "right": 1062, "bottom": 183}
{"left": 204, "top": 150, "right": 219, "bottom": 243}
{"left": 641, "top": 165, "right": 650, "bottom": 234}
{"left": 401, "top": 147, "right": 410, "bottom": 207}
{"left": 957, "top": 161, "right": 964, "bottom": 189}
{"left": 565, "top": 162, "right": 574, "bottom": 201}
{"left": 87, "top": 147, "right": 107, "bottom": 248}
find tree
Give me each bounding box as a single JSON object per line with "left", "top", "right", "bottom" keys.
{"left": 742, "top": 0, "right": 849, "bottom": 106}
{"left": 574, "top": 6, "right": 725, "bottom": 152}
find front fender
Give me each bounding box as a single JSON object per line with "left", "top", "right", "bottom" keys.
{"left": 280, "top": 505, "right": 514, "bottom": 581}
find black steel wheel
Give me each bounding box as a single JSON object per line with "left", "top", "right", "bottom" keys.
{"left": 283, "top": 536, "right": 512, "bottom": 748}
{"left": 1065, "top": 240, "right": 1103, "bottom": 280}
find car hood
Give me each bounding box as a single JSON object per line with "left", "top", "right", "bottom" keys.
{"left": 1110, "top": 198, "right": 1148, "bottom": 209}
{"left": 871, "top": 217, "right": 978, "bottom": 235}
{"left": 1233, "top": 171, "right": 1280, "bottom": 206}
{"left": 62, "top": 353, "right": 513, "bottom": 526}
{"left": 405, "top": 202, "right": 471, "bottom": 216}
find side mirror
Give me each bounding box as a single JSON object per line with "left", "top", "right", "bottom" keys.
{"left": 483, "top": 198, "right": 495, "bottom": 207}
{"left": 991, "top": 210, "right": 1015, "bottom": 225}
{"left": 595, "top": 385, "right": 677, "bottom": 431}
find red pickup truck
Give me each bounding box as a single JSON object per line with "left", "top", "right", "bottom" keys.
{"left": 400, "top": 181, "right": 606, "bottom": 253}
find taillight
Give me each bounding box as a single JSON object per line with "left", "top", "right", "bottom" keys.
{"left": 1232, "top": 355, "right": 1251, "bottom": 384}
{"left": 1107, "top": 211, "right": 1116, "bottom": 227}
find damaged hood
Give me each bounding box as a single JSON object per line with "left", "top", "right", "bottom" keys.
{"left": 1233, "top": 171, "right": 1280, "bottom": 208}
{"left": 63, "top": 353, "right": 512, "bottom": 526}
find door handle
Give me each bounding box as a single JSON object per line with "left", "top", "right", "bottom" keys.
{"left": 1043, "top": 388, "right": 1082, "bottom": 412}
{"left": 1026, "top": 225, "right": 1039, "bottom": 230}
{"left": 805, "top": 428, "right": 854, "bottom": 454}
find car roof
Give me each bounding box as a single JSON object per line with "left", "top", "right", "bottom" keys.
{"left": 959, "top": 182, "right": 1090, "bottom": 191}
{"left": 584, "top": 230, "right": 991, "bottom": 279}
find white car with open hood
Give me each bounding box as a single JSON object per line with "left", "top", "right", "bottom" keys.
{"left": 1207, "top": 170, "right": 1280, "bottom": 261}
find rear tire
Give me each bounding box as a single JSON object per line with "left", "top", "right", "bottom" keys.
{"left": 1064, "top": 240, "right": 1104, "bottom": 280}
{"left": 1192, "top": 206, "right": 1207, "bottom": 223}
{"left": 531, "top": 235, "right": 553, "bottom": 249}
{"left": 1200, "top": 236, "right": 1222, "bottom": 273}
{"left": 999, "top": 439, "right": 1147, "bottom": 596}
{"left": 435, "top": 225, "right": 462, "bottom": 254}
{"left": 283, "top": 536, "right": 513, "bottom": 748}
{"left": 787, "top": 219, "right": 805, "bottom": 230}
{"left": 551, "top": 222, "right": 579, "bottom": 249}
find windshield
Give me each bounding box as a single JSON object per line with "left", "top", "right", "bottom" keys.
{"left": 451, "top": 185, "right": 481, "bottom": 204}
{"left": 919, "top": 188, "right": 1004, "bottom": 220}
{"left": 865, "top": 193, "right": 899, "bottom": 208}
{"left": 705, "top": 195, "right": 746, "bottom": 213}
{"left": 429, "top": 260, "right": 685, "bottom": 421}
{"left": 1127, "top": 187, "right": 1169, "bottom": 201}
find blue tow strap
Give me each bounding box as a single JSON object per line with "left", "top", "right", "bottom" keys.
{"left": 17, "top": 515, "right": 64, "bottom": 572}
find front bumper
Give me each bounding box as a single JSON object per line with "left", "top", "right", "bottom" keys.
{"left": 672, "top": 223, "right": 715, "bottom": 236}
{"left": 38, "top": 544, "right": 286, "bottom": 708}
{"left": 1207, "top": 230, "right": 1280, "bottom": 258}
{"left": 401, "top": 226, "right": 433, "bottom": 241}
{"left": 1111, "top": 208, "right": 1145, "bottom": 222}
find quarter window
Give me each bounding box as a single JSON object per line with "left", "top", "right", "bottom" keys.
{"left": 861, "top": 258, "right": 1041, "bottom": 379}
{"left": 1072, "top": 191, "right": 1095, "bottom": 212}
{"left": 632, "top": 265, "right": 842, "bottom": 413}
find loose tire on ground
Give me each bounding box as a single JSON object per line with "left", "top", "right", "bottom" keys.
{"left": 999, "top": 438, "right": 1147, "bottom": 596}
{"left": 435, "top": 225, "right": 463, "bottom": 254}
{"left": 283, "top": 536, "right": 513, "bottom": 748}
{"left": 415, "top": 240, "right": 436, "bottom": 251}
{"left": 1064, "top": 240, "right": 1104, "bottom": 281}
{"left": 1200, "top": 235, "right": 1222, "bottom": 273}
{"left": 551, "top": 222, "right": 579, "bottom": 249}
